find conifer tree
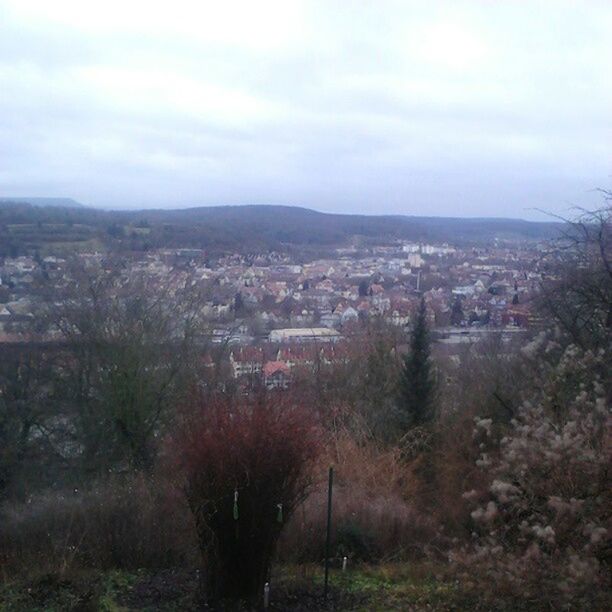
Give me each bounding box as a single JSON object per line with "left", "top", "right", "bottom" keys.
{"left": 451, "top": 296, "right": 464, "bottom": 325}
{"left": 398, "top": 297, "right": 435, "bottom": 431}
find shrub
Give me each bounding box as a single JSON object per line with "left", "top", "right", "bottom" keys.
{"left": 0, "top": 475, "right": 195, "bottom": 578}
{"left": 169, "top": 391, "right": 321, "bottom": 606}
{"left": 451, "top": 343, "right": 611, "bottom": 609}
{"left": 335, "top": 521, "right": 378, "bottom": 562}
{"left": 279, "top": 486, "right": 439, "bottom": 564}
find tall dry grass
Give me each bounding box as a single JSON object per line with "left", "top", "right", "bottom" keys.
{"left": 0, "top": 475, "right": 196, "bottom": 580}
{"left": 278, "top": 426, "right": 442, "bottom": 563}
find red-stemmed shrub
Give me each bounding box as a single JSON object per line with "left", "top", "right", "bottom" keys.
{"left": 168, "top": 390, "right": 321, "bottom": 606}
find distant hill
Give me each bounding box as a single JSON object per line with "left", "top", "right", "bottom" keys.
{"left": 0, "top": 197, "right": 86, "bottom": 208}
{"left": 0, "top": 202, "right": 562, "bottom": 257}
{"left": 117, "top": 204, "right": 561, "bottom": 245}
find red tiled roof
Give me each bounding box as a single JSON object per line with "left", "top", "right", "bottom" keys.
{"left": 231, "top": 346, "right": 264, "bottom": 362}
{"left": 263, "top": 361, "right": 290, "bottom": 376}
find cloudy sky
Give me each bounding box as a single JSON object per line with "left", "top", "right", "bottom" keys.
{"left": 1, "top": 0, "right": 610, "bottom": 219}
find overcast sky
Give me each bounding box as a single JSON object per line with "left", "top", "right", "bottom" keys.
{"left": 1, "top": 0, "right": 610, "bottom": 219}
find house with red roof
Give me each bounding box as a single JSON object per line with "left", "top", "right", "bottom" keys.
{"left": 263, "top": 361, "right": 291, "bottom": 389}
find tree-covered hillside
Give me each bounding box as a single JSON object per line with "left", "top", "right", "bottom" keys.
{"left": 0, "top": 201, "right": 561, "bottom": 256}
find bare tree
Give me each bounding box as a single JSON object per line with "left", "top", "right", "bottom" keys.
{"left": 0, "top": 345, "right": 59, "bottom": 500}
{"left": 538, "top": 194, "right": 611, "bottom": 350}
{"left": 42, "top": 258, "right": 211, "bottom": 475}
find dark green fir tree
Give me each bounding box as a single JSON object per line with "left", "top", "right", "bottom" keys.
{"left": 398, "top": 297, "right": 436, "bottom": 431}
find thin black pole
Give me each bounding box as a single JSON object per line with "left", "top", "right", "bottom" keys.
{"left": 323, "top": 465, "right": 334, "bottom": 599}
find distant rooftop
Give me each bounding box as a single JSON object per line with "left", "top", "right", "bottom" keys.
{"left": 269, "top": 328, "right": 341, "bottom": 343}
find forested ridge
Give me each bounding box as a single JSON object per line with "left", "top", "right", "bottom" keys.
{"left": 0, "top": 200, "right": 561, "bottom": 256}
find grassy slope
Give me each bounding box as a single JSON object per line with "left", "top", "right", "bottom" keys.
{"left": 0, "top": 564, "right": 488, "bottom": 612}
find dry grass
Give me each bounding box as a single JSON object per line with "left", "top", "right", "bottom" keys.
{"left": 278, "top": 427, "right": 442, "bottom": 563}
{"left": 0, "top": 475, "right": 196, "bottom": 580}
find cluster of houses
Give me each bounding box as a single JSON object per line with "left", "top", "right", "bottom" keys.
{"left": 228, "top": 339, "right": 352, "bottom": 389}
{"left": 0, "top": 255, "right": 40, "bottom": 341}
{"left": 0, "top": 239, "right": 552, "bottom": 348}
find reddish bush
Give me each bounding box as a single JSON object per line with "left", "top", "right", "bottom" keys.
{"left": 169, "top": 391, "right": 321, "bottom": 606}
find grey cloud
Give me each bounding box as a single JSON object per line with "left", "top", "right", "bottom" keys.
{"left": 0, "top": 0, "right": 610, "bottom": 219}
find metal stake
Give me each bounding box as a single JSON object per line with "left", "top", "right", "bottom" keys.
{"left": 323, "top": 466, "right": 334, "bottom": 599}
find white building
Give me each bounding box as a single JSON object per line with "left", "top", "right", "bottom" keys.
{"left": 268, "top": 328, "right": 341, "bottom": 343}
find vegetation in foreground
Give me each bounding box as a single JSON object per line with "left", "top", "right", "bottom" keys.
{"left": 0, "top": 204, "right": 610, "bottom": 611}
{"left": 0, "top": 563, "right": 523, "bottom": 611}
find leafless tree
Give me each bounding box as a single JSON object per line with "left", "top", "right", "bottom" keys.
{"left": 41, "top": 257, "right": 211, "bottom": 475}
{"left": 0, "top": 345, "right": 59, "bottom": 500}
{"left": 538, "top": 193, "right": 611, "bottom": 349}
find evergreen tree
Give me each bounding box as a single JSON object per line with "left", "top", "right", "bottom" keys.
{"left": 450, "top": 296, "right": 464, "bottom": 325}
{"left": 398, "top": 297, "right": 435, "bottom": 431}
{"left": 234, "top": 291, "right": 244, "bottom": 314}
